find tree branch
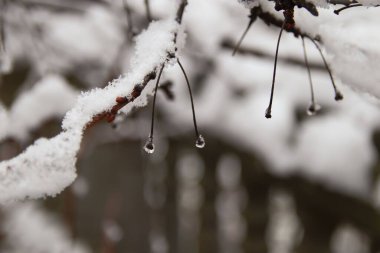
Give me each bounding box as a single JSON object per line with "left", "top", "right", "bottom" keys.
{"left": 87, "top": 0, "right": 189, "bottom": 128}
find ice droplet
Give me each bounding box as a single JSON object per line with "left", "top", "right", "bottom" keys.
{"left": 307, "top": 103, "right": 321, "bottom": 116}
{"left": 195, "top": 135, "right": 205, "bottom": 149}
{"left": 144, "top": 139, "right": 155, "bottom": 154}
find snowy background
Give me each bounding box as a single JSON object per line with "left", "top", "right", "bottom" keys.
{"left": 0, "top": 0, "right": 380, "bottom": 252}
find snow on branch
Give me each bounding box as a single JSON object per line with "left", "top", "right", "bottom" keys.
{"left": 0, "top": 0, "right": 188, "bottom": 204}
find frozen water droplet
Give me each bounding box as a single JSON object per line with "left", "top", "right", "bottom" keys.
{"left": 195, "top": 135, "right": 205, "bottom": 149}
{"left": 307, "top": 103, "right": 321, "bottom": 116}
{"left": 0, "top": 53, "right": 12, "bottom": 74}
{"left": 144, "top": 139, "right": 155, "bottom": 154}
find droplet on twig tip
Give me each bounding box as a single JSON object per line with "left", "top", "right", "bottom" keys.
{"left": 307, "top": 103, "right": 321, "bottom": 116}
{"left": 144, "top": 138, "right": 155, "bottom": 154}
{"left": 195, "top": 135, "right": 205, "bottom": 149}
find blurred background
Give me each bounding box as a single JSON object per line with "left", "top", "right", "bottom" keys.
{"left": 1, "top": 0, "right": 380, "bottom": 253}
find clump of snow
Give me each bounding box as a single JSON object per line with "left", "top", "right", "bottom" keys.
{"left": 0, "top": 18, "right": 181, "bottom": 204}
{"left": 131, "top": 20, "right": 178, "bottom": 75}
{"left": 0, "top": 131, "right": 80, "bottom": 203}
{"left": 293, "top": 115, "right": 376, "bottom": 196}
{"left": 8, "top": 75, "right": 78, "bottom": 141}
{"left": 2, "top": 202, "right": 90, "bottom": 253}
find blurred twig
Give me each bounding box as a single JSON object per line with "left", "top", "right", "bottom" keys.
{"left": 122, "top": 0, "right": 135, "bottom": 41}
{"left": 221, "top": 39, "right": 325, "bottom": 71}
{"left": 144, "top": 0, "right": 152, "bottom": 22}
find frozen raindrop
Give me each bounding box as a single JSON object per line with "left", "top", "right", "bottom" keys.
{"left": 144, "top": 138, "right": 155, "bottom": 154}
{"left": 307, "top": 103, "right": 321, "bottom": 116}
{"left": 195, "top": 135, "right": 205, "bottom": 149}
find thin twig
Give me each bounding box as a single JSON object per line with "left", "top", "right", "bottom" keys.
{"left": 149, "top": 64, "right": 165, "bottom": 139}
{"left": 334, "top": 3, "right": 379, "bottom": 14}
{"left": 306, "top": 37, "right": 343, "bottom": 100}
{"left": 177, "top": 58, "right": 200, "bottom": 138}
{"left": 144, "top": 0, "right": 152, "bottom": 22}
{"left": 265, "top": 22, "right": 285, "bottom": 119}
{"left": 122, "top": 0, "right": 135, "bottom": 41}
{"left": 0, "top": 0, "right": 6, "bottom": 53}
{"left": 232, "top": 17, "right": 255, "bottom": 56}
{"left": 301, "top": 36, "right": 316, "bottom": 107}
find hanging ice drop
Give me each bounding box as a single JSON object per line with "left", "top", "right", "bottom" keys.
{"left": 195, "top": 135, "right": 205, "bottom": 149}
{"left": 307, "top": 103, "right": 321, "bottom": 116}
{"left": 143, "top": 138, "right": 155, "bottom": 154}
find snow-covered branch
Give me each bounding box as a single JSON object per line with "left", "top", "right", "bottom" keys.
{"left": 0, "top": 0, "right": 188, "bottom": 204}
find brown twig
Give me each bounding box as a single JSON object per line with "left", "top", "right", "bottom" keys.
{"left": 334, "top": 3, "right": 379, "bottom": 14}
{"left": 253, "top": 6, "right": 313, "bottom": 39}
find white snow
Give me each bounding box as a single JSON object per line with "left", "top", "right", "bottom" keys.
{"left": 1, "top": 202, "right": 90, "bottom": 253}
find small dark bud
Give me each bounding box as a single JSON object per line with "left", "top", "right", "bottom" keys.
{"left": 335, "top": 91, "right": 344, "bottom": 101}
{"left": 265, "top": 108, "right": 272, "bottom": 119}
{"left": 116, "top": 96, "right": 127, "bottom": 104}
{"left": 134, "top": 83, "right": 144, "bottom": 92}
